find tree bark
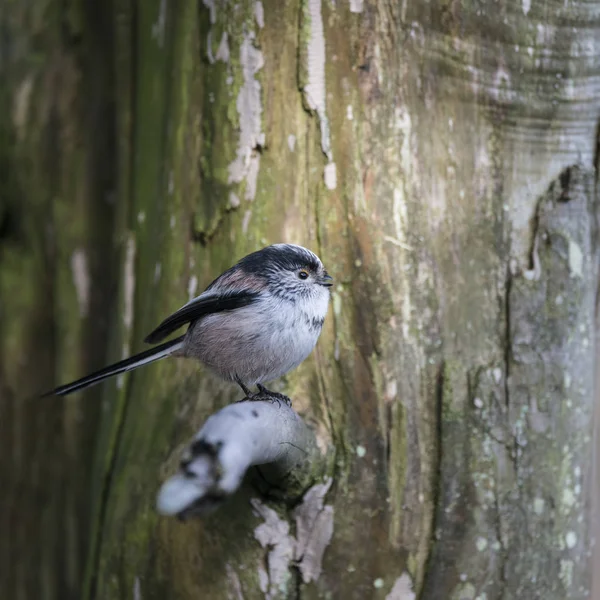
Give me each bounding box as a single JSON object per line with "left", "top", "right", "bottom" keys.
{"left": 2, "top": 0, "right": 599, "bottom": 599}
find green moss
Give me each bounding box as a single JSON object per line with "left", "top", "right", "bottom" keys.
{"left": 194, "top": 0, "right": 262, "bottom": 239}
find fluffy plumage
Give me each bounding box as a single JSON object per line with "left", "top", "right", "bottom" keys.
{"left": 44, "top": 244, "right": 332, "bottom": 397}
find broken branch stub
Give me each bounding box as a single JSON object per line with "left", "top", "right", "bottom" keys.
{"left": 156, "top": 395, "right": 322, "bottom": 519}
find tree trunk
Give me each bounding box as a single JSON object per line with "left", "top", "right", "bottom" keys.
{"left": 2, "top": 1, "right": 598, "bottom": 599}
{"left": 1, "top": 2, "right": 118, "bottom": 598}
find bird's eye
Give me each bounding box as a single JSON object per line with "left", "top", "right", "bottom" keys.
{"left": 298, "top": 269, "right": 309, "bottom": 280}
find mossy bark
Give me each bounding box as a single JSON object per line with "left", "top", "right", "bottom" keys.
{"left": 2, "top": 0, "right": 599, "bottom": 599}
{"left": 1, "top": 1, "right": 118, "bottom": 598}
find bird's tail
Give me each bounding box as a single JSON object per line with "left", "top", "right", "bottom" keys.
{"left": 42, "top": 335, "right": 185, "bottom": 397}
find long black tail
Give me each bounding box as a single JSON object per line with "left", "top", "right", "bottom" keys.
{"left": 42, "top": 336, "right": 185, "bottom": 397}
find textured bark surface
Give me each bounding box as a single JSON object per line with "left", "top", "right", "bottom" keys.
{"left": 2, "top": 0, "right": 599, "bottom": 599}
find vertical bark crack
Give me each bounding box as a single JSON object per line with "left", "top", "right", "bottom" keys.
{"left": 417, "top": 360, "right": 444, "bottom": 600}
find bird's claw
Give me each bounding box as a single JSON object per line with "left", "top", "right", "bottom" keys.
{"left": 235, "top": 381, "right": 292, "bottom": 406}
{"left": 254, "top": 384, "right": 292, "bottom": 407}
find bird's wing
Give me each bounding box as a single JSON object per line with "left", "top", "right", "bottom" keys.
{"left": 144, "top": 289, "right": 260, "bottom": 344}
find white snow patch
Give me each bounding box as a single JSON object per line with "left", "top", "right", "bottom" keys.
{"left": 522, "top": 0, "right": 531, "bottom": 15}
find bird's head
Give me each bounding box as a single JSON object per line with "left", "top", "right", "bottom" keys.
{"left": 240, "top": 243, "right": 333, "bottom": 301}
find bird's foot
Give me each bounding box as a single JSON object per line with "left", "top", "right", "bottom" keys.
{"left": 255, "top": 384, "right": 292, "bottom": 407}
{"left": 235, "top": 379, "right": 291, "bottom": 406}
{"left": 235, "top": 379, "right": 256, "bottom": 402}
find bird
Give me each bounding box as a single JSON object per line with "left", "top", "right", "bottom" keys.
{"left": 43, "top": 243, "right": 333, "bottom": 400}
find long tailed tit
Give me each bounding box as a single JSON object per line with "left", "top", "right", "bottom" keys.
{"left": 44, "top": 244, "right": 333, "bottom": 399}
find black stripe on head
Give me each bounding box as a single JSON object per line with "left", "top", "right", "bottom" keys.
{"left": 238, "top": 244, "right": 322, "bottom": 275}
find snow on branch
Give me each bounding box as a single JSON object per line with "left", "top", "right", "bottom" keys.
{"left": 156, "top": 394, "right": 321, "bottom": 519}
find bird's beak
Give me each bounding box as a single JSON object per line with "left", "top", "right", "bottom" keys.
{"left": 320, "top": 273, "right": 334, "bottom": 287}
